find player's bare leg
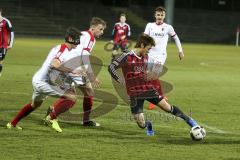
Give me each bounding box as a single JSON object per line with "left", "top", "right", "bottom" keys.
{"left": 133, "top": 113, "right": 154, "bottom": 136}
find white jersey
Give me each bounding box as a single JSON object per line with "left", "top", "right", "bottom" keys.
{"left": 79, "top": 30, "right": 96, "bottom": 53}
{"left": 71, "top": 30, "right": 96, "bottom": 73}
{"left": 144, "top": 22, "right": 176, "bottom": 61}
{"left": 32, "top": 44, "right": 73, "bottom": 82}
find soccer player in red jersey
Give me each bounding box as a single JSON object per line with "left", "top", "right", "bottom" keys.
{"left": 0, "top": 8, "right": 14, "bottom": 76}
{"left": 108, "top": 33, "right": 200, "bottom": 136}
{"left": 6, "top": 27, "right": 81, "bottom": 132}
{"left": 112, "top": 13, "right": 131, "bottom": 59}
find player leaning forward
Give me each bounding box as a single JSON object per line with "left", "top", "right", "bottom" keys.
{"left": 108, "top": 33, "right": 205, "bottom": 138}
{"left": 45, "top": 17, "right": 107, "bottom": 128}
{"left": 6, "top": 27, "right": 81, "bottom": 132}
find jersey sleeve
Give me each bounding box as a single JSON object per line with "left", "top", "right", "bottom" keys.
{"left": 108, "top": 53, "right": 128, "bottom": 82}
{"left": 168, "top": 25, "right": 176, "bottom": 37}
{"left": 54, "top": 45, "right": 65, "bottom": 62}
{"left": 168, "top": 25, "right": 183, "bottom": 52}
{"left": 5, "top": 18, "right": 14, "bottom": 47}
{"left": 144, "top": 23, "right": 150, "bottom": 35}
{"left": 81, "top": 33, "right": 95, "bottom": 53}
{"left": 81, "top": 50, "right": 93, "bottom": 73}
{"left": 127, "top": 24, "right": 131, "bottom": 37}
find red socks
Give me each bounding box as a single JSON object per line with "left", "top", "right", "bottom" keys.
{"left": 50, "top": 97, "right": 75, "bottom": 119}
{"left": 11, "top": 103, "right": 34, "bottom": 126}
{"left": 49, "top": 96, "right": 93, "bottom": 122}
{"left": 83, "top": 96, "right": 93, "bottom": 123}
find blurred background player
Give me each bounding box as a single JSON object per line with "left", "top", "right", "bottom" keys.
{"left": 108, "top": 33, "right": 199, "bottom": 136}
{"left": 6, "top": 27, "right": 81, "bottom": 132}
{"left": 0, "top": 8, "right": 14, "bottom": 76}
{"left": 111, "top": 13, "right": 131, "bottom": 60}
{"left": 46, "top": 17, "right": 107, "bottom": 127}
{"left": 144, "top": 6, "right": 184, "bottom": 109}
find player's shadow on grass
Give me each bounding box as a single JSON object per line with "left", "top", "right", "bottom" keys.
{"left": 165, "top": 136, "right": 240, "bottom": 145}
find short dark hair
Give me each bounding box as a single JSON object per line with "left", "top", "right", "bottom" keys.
{"left": 155, "top": 6, "right": 166, "bottom": 13}
{"left": 135, "top": 33, "right": 155, "bottom": 48}
{"left": 90, "top": 17, "right": 106, "bottom": 28}
{"left": 120, "top": 13, "right": 126, "bottom": 17}
{"left": 65, "top": 27, "right": 80, "bottom": 45}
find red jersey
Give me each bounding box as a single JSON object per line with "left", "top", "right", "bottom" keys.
{"left": 109, "top": 51, "right": 156, "bottom": 97}
{"left": 0, "top": 17, "right": 14, "bottom": 48}
{"left": 112, "top": 22, "right": 131, "bottom": 43}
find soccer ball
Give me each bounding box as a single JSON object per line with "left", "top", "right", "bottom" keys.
{"left": 190, "top": 126, "right": 206, "bottom": 141}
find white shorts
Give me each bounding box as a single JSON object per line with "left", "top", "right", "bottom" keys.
{"left": 148, "top": 53, "right": 167, "bottom": 65}
{"left": 70, "top": 75, "right": 87, "bottom": 86}
{"left": 147, "top": 55, "right": 166, "bottom": 75}
{"left": 32, "top": 80, "right": 65, "bottom": 102}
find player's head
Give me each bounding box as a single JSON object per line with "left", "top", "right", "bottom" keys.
{"left": 119, "top": 13, "right": 126, "bottom": 23}
{"left": 135, "top": 33, "right": 155, "bottom": 55}
{"left": 90, "top": 17, "right": 106, "bottom": 38}
{"left": 65, "top": 27, "right": 81, "bottom": 49}
{"left": 155, "top": 6, "right": 166, "bottom": 23}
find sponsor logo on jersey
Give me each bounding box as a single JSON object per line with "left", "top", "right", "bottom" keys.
{"left": 134, "top": 66, "right": 144, "bottom": 72}
{"left": 154, "top": 32, "right": 164, "bottom": 37}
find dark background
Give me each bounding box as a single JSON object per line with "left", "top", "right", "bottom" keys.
{"left": 1, "top": 0, "right": 240, "bottom": 43}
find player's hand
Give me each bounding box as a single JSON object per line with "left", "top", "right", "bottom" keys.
{"left": 7, "top": 46, "right": 12, "bottom": 49}
{"left": 120, "top": 35, "right": 126, "bottom": 40}
{"left": 92, "top": 78, "right": 101, "bottom": 88}
{"left": 179, "top": 52, "right": 184, "bottom": 60}
{"left": 71, "top": 70, "right": 87, "bottom": 77}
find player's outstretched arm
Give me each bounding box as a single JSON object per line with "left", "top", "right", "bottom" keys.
{"left": 108, "top": 53, "right": 127, "bottom": 85}
{"left": 172, "top": 35, "right": 184, "bottom": 60}
{"left": 178, "top": 52, "right": 184, "bottom": 60}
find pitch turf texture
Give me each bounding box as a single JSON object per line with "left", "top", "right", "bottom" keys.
{"left": 0, "top": 38, "right": 240, "bottom": 160}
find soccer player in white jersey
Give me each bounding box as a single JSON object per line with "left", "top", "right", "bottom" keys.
{"left": 6, "top": 27, "right": 81, "bottom": 132}
{"left": 144, "top": 6, "right": 184, "bottom": 109}
{"left": 46, "top": 17, "right": 107, "bottom": 127}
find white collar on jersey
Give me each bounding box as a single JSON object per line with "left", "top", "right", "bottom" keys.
{"left": 130, "top": 50, "right": 142, "bottom": 59}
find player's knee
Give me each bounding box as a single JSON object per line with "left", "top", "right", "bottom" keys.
{"left": 157, "top": 98, "right": 171, "bottom": 112}
{"left": 31, "top": 100, "right": 43, "bottom": 109}
{"left": 66, "top": 94, "right": 77, "bottom": 102}
{"left": 85, "top": 88, "right": 94, "bottom": 97}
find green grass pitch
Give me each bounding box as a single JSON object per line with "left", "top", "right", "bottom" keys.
{"left": 0, "top": 38, "right": 240, "bottom": 160}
